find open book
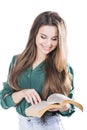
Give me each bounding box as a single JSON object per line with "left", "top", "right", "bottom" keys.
{"left": 25, "top": 93, "right": 83, "bottom": 117}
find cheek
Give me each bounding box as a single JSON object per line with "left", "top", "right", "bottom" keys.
{"left": 35, "top": 36, "right": 38, "bottom": 45}
{"left": 51, "top": 44, "right": 57, "bottom": 51}
{"left": 53, "top": 44, "right": 57, "bottom": 49}
{"left": 36, "top": 37, "right": 43, "bottom": 45}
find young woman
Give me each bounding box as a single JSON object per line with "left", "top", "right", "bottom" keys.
{"left": 0, "top": 11, "right": 75, "bottom": 130}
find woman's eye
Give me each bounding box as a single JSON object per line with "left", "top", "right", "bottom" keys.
{"left": 52, "top": 38, "right": 57, "bottom": 41}
{"left": 52, "top": 37, "right": 58, "bottom": 41}
{"left": 41, "top": 35, "right": 46, "bottom": 39}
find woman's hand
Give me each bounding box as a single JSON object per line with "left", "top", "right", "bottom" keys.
{"left": 22, "top": 89, "right": 41, "bottom": 105}
{"left": 48, "top": 104, "right": 70, "bottom": 112}
{"left": 12, "top": 89, "right": 41, "bottom": 105}
{"left": 58, "top": 104, "right": 70, "bottom": 112}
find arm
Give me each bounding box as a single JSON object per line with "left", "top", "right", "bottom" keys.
{"left": 0, "top": 82, "right": 16, "bottom": 109}
{"left": 0, "top": 56, "right": 41, "bottom": 109}
{"left": 49, "top": 65, "right": 75, "bottom": 116}
{"left": 0, "top": 56, "right": 17, "bottom": 109}
{"left": 58, "top": 65, "right": 75, "bottom": 116}
{"left": 0, "top": 83, "right": 41, "bottom": 109}
{"left": 12, "top": 89, "right": 41, "bottom": 105}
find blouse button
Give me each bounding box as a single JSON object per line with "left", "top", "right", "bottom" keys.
{"left": 27, "top": 74, "right": 30, "bottom": 78}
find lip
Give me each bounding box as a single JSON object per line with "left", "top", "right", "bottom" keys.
{"left": 41, "top": 44, "right": 51, "bottom": 51}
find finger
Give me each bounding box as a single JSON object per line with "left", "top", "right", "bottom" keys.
{"left": 25, "top": 94, "right": 34, "bottom": 105}
{"left": 25, "top": 96, "right": 30, "bottom": 103}
{"left": 48, "top": 108, "right": 58, "bottom": 112}
{"left": 32, "top": 89, "right": 41, "bottom": 103}
{"left": 28, "top": 95, "right": 34, "bottom": 105}
{"left": 31, "top": 93, "right": 39, "bottom": 104}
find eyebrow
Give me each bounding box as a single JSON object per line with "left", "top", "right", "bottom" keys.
{"left": 40, "top": 33, "right": 58, "bottom": 38}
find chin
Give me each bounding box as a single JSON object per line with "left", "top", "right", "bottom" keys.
{"left": 43, "top": 51, "right": 50, "bottom": 55}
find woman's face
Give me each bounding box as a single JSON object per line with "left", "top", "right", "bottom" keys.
{"left": 36, "top": 25, "right": 58, "bottom": 57}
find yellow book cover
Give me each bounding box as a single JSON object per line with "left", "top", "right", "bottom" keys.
{"left": 25, "top": 93, "right": 83, "bottom": 117}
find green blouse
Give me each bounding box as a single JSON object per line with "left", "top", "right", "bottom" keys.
{"left": 0, "top": 56, "right": 75, "bottom": 117}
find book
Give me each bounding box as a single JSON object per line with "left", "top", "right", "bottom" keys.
{"left": 25, "top": 93, "right": 83, "bottom": 117}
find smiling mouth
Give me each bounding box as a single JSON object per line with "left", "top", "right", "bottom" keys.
{"left": 42, "top": 45, "right": 51, "bottom": 51}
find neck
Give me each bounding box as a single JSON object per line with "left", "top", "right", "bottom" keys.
{"left": 36, "top": 52, "right": 47, "bottom": 62}
{"left": 32, "top": 54, "right": 46, "bottom": 70}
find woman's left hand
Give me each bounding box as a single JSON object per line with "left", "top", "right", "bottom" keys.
{"left": 48, "top": 104, "right": 70, "bottom": 112}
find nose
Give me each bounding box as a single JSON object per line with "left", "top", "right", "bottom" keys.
{"left": 46, "top": 39, "right": 52, "bottom": 47}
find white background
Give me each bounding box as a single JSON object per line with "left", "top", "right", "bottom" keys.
{"left": 0, "top": 0, "right": 87, "bottom": 129}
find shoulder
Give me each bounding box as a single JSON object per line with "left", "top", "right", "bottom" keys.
{"left": 9, "top": 55, "right": 18, "bottom": 70}
{"left": 66, "top": 63, "right": 74, "bottom": 78}
{"left": 11, "top": 55, "right": 17, "bottom": 63}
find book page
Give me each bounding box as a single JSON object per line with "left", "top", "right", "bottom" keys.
{"left": 25, "top": 103, "right": 60, "bottom": 117}
{"left": 47, "top": 93, "right": 70, "bottom": 103}
{"left": 25, "top": 101, "right": 55, "bottom": 116}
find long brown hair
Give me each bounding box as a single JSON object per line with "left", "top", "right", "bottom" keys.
{"left": 8, "top": 11, "right": 72, "bottom": 99}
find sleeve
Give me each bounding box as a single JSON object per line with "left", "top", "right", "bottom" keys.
{"left": 0, "top": 56, "right": 17, "bottom": 109}
{"left": 58, "top": 64, "right": 75, "bottom": 116}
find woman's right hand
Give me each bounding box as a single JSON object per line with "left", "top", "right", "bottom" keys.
{"left": 12, "top": 89, "right": 41, "bottom": 105}
{"left": 22, "top": 89, "right": 41, "bottom": 105}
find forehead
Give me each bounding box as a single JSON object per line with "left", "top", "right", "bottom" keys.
{"left": 38, "top": 25, "right": 58, "bottom": 36}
